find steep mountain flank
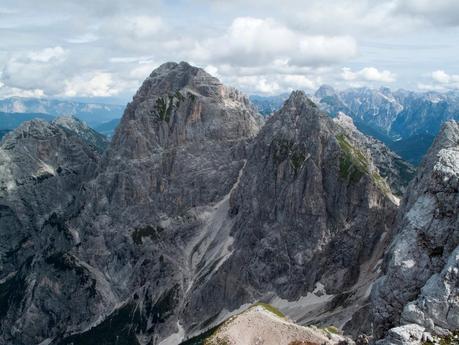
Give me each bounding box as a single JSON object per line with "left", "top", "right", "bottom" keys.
{"left": 181, "top": 91, "right": 398, "bottom": 336}
{"left": 371, "top": 121, "right": 459, "bottom": 343}
{"left": 333, "top": 113, "right": 415, "bottom": 196}
{"left": 0, "top": 118, "right": 104, "bottom": 344}
{"left": 55, "top": 61, "right": 263, "bottom": 344}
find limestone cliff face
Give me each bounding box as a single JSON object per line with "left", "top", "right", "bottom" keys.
{"left": 0, "top": 63, "right": 410, "bottom": 345}
{"left": 371, "top": 121, "right": 459, "bottom": 342}
{"left": 181, "top": 91, "right": 398, "bottom": 335}
{"left": 0, "top": 118, "right": 104, "bottom": 344}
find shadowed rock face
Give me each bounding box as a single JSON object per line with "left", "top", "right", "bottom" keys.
{"left": 371, "top": 121, "right": 459, "bottom": 341}
{"left": 181, "top": 91, "right": 398, "bottom": 335}
{"left": 0, "top": 119, "right": 104, "bottom": 344}
{"left": 1, "top": 62, "right": 405, "bottom": 345}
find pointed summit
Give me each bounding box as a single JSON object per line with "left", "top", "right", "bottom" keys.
{"left": 282, "top": 90, "right": 318, "bottom": 110}
{"left": 315, "top": 84, "right": 337, "bottom": 99}
{"left": 52, "top": 115, "right": 109, "bottom": 152}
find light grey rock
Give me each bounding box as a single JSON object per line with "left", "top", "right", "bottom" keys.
{"left": 52, "top": 115, "right": 109, "bottom": 152}
{"left": 376, "top": 324, "right": 426, "bottom": 345}
{"left": 371, "top": 121, "right": 459, "bottom": 340}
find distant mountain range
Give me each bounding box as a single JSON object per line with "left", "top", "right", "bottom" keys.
{"left": 2, "top": 86, "right": 458, "bottom": 163}
{"left": 0, "top": 111, "right": 55, "bottom": 130}
{"left": 249, "top": 94, "right": 289, "bottom": 116}
{"left": 250, "top": 86, "right": 459, "bottom": 164}
{"left": 0, "top": 97, "right": 125, "bottom": 127}
{"left": 93, "top": 118, "right": 121, "bottom": 137}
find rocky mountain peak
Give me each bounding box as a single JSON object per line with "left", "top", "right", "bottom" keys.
{"left": 269, "top": 90, "right": 329, "bottom": 138}
{"left": 53, "top": 114, "right": 88, "bottom": 130}
{"left": 282, "top": 90, "right": 318, "bottom": 111}
{"left": 315, "top": 84, "right": 337, "bottom": 99}
{"left": 52, "top": 115, "right": 109, "bottom": 152}
{"left": 4, "top": 118, "right": 57, "bottom": 141}
{"left": 1, "top": 63, "right": 442, "bottom": 345}
{"left": 134, "top": 61, "right": 223, "bottom": 103}
{"left": 109, "top": 61, "right": 261, "bottom": 157}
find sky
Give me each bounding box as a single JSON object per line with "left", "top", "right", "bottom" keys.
{"left": 0, "top": 0, "right": 459, "bottom": 103}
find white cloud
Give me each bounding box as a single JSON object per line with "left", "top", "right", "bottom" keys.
{"left": 27, "top": 46, "right": 67, "bottom": 62}
{"left": 1, "top": 48, "right": 68, "bottom": 94}
{"left": 192, "top": 17, "right": 357, "bottom": 67}
{"left": 341, "top": 67, "right": 396, "bottom": 83}
{"left": 0, "top": 81, "right": 45, "bottom": 98}
{"left": 66, "top": 33, "right": 99, "bottom": 44}
{"left": 64, "top": 72, "right": 119, "bottom": 97}
{"left": 421, "top": 70, "right": 459, "bottom": 90}
{"left": 0, "top": 0, "right": 457, "bottom": 99}
{"left": 431, "top": 70, "right": 459, "bottom": 84}
{"left": 395, "top": 0, "right": 459, "bottom": 26}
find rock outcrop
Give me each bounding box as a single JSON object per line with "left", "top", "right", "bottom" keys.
{"left": 180, "top": 304, "right": 350, "bottom": 345}
{"left": 53, "top": 115, "right": 109, "bottom": 152}
{"left": 371, "top": 121, "right": 459, "bottom": 342}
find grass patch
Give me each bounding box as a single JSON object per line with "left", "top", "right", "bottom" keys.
{"left": 252, "top": 302, "right": 285, "bottom": 318}
{"left": 180, "top": 302, "right": 285, "bottom": 345}
{"left": 371, "top": 171, "right": 392, "bottom": 196}
{"left": 423, "top": 331, "right": 459, "bottom": 345}
{"left": 272, "top": 138, "right": 307, "bottom": 175}
{"left": 323, "top": 325, "right": 340, "bottom": 335}
{"left": 336, "top": 133, "right": 369, "bottom": 183}
{"left": 153, "top": 91, "right": 185, "bottom": 122}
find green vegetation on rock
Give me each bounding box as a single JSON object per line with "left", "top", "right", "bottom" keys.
{"left": 336, "top": 133, "right": 369, "bottom": 183}
{"left": 179, "top": 302, "right": 285, "bottom": 345}
{"left": 153, "top": 91, "right": 185, "bottom": 122}
{"left": 323, "top": 325, "right": 340, "bottom": 335}
{"left": 252, "top": 302, "right": 285, "bottom": 318}
{"left": 272, "top": 138, "right": 307, "bottom": 175}
{"left": 423, "top": 331, "right": 459, "bottom": 345}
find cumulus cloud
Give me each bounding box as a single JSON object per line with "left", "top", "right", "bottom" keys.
{"left": 341, "top": 67, "right": 396, "bottom": 83}
{"left": 0, "top": 0, "right": 457, "bottom": 99}
{"left": 192, "top": 17, "right": 357, "bottom": 67}
{"left": 1, "top": 46, "right": 125, "bottom": 98}
{"left": 419, "top": 70, "right": 459, "bottom": 90}
{"left": 1, "top": 47, "right": 68, "bottom": 94}
{"left": 64, "top": 72, "right": 120, "bottom": 97}
{"left": 28, "top": 46, "right": 67, "bottom": 62}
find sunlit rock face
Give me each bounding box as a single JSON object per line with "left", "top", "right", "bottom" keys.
{"left": 372, "top": 121, "right": 459, "bottom": 342}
